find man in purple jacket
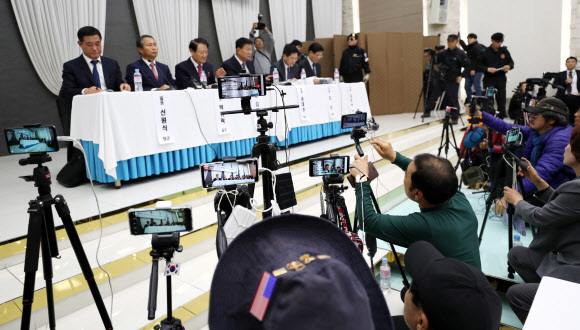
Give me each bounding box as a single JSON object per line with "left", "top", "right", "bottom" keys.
{"left": 473, "top": 98, "right": 575, "bottom": 204}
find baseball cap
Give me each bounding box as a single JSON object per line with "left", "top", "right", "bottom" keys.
{"left": 524, "top": 97, "right": 569, "bottom": 117}
{"left": 405, "top": 241, "right": 502, "bottom": 330}
{"left": 447, "top": 34, "right": 458, "bottom": 41}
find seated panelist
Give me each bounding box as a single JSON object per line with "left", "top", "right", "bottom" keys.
{"left": 125, "top": 35, "right": 176, "bottom": 91}
{"left": 270, "top": 44, "right": 301, "bottom": 82}
{"left": 221, "top": 38, "right": 256, "bottom": 76}
{"left": 175, "top": 38, "right": 226, "bottom": 89}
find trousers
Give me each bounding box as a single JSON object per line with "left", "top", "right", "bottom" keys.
{"left": 483, "top": 76, "right": 507, "bottom": 118}
{"left": 506, "top": 246, "right": 542, "bottom": 324}
{"left": 464, "top": 72, "right": 483, "bottom": 102}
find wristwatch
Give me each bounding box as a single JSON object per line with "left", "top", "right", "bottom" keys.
{"left": 356, "top": 174, "right": 367, "bottom": 183}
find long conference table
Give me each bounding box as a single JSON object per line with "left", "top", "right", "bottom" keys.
{"left": 70, "top": 82, "right": 371, "bottom": 183}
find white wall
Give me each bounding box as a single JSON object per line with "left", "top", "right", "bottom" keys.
{"left": 469, "top": 0, "right": 566, "bottom": 95}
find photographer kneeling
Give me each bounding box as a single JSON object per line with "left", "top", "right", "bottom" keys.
{"left": 350, "top": 140, "right": 481, "bottom": 269}
{"left": 502, "top": 126, "right": 580, "bottom": 323}
{"left": 472, "top": 97, "right": 576, "bottom": 215}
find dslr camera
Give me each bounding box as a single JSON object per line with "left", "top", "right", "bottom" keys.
{"left": 256, "top": 13, "right": 266, "bottom": 30}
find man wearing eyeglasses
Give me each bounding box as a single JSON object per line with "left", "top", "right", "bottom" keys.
{"left": 298, "top": 43, "right": 323, "bottom": 78}
{"left": 270, "top": 44, "right": 301, "bottom": 82}
{"left": 339, "top": 33, "right": 371, "bottom": 83}
{"left": 475, "top": 32, "right": 515, "bottom": 119}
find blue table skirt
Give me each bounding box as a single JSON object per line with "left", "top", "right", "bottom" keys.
{"left": 83, "top": 121, "right": 350, "bottom": 183}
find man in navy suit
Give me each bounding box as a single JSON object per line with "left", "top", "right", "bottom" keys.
{"left": 554, "top": 56, "right": 580, "bottom": 124}
{"left": 298, "top": 42, "right": 324, "bottom": 78}
{"left": 221, "top": 38, "right": 256, "bottom": 76}
{"left": 270, "top": 44, "right": 301, "bottom": 82}
{"left": 59, "top": 26, "right": 130, "bottom": 100}
{"left": 125, "top": 35, "right": 176, "bottom": 91}
{"left": 175, "top": 38, "right": 226, "bottom": 89}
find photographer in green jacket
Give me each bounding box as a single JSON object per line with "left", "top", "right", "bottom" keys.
{"left": 350, "top": 139, "right": 481, "bottom": 269}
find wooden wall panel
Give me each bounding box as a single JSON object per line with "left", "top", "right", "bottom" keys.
{"left": 401, "top": 32, "right": 424, "bottom": 113}
{"left": 386, "top": 33, "right": 404, "bottom": 113}
{"left": 367, "top": 32, "right": 389, "bottom": 115}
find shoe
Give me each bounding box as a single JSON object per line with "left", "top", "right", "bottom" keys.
{"left": 460, "top": 126, "right": 468, "bottom": 131}
{"left": 421, "top": 113, "right": 431, "bottom": 118}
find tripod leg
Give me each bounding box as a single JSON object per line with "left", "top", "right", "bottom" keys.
{"left": 166, "top": 275, "right": 174, "bottom": 323}
{"left": 147, "top": 259, "right": 159, "bottom": 320}
{"left": 53, "top": 195, "right": 113, "bottom": 329}
{"left": 413, "top": 88, "right": 424, "bottom": 120}
{"left": 478, "top": 197, "right": 494, "bottom": 246}
{"left": 449, "top": 124, "right": 460, "bottom": 156}
{"left": 437, "top": 122, "right": 447, "bottom": 157}
{"left": 507, "top": 211, "right": 515, "bottom": 279}
{"left": 39, "top": 220, "right": 56, "bottom": 330}
{"left": 21, "top": 201, "right": 44, "bottom": 330}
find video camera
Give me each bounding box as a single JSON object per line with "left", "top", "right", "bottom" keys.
{"left": 256, "top": 13, "right": 266, "bottom": 30}
{"left": 524, "top": 72, "right": 563, "bottom": 99}
{"left": 423, "top": 45, "right": 445, "bottom": 56}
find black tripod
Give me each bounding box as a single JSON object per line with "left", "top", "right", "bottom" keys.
{"left": 414, "top": 53, "right": 437, "bottom": 122}
{"left": 147, "top": 232, "right": 184, "bottom": 330}
{"left": 437, "top": 115, "right": 460, "bottom": 159}
{"left": 19, "top": 153, "right": 112, "bottom": 330}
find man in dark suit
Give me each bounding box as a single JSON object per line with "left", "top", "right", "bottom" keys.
{"left": 270, "top": 44, "right": 301, "bottom": 82}
{"left": 60, "top": 26, "right": 130, "bottom": 100}
{"left": 291, "top": 40, "right": 306, "bottom": 62}
{"left": 175, "top": 38, "right": 226, "bottom": 89}
{"left": 221, "top": 38, "right": 256, "bottom": 76}
{"left": 298, "top": 42, "right": 324, "bottom": 78}
{"left": 554, "top": 56, "right": 580, "bottom": 124}
{"left": 125, "top": 35, "right": 176, "bottom": 91}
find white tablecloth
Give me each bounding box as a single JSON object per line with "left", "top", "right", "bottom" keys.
{"left": 70, "top": 83, "right": 370, "bottom": 179}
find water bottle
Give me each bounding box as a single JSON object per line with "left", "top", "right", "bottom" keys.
{"left": 134, "top": 69, "right": 143, "bottom": 92}
{"left": 334, "top": 68, "right": 340, "bottom": 83}
{"left": 272, "top": 68, "right": 280, "bottom": 85}
{"left": 300, "top": 68, "right": 306, "bottom": 80}
{"left": 200, "top": 70, "right": 208, "bottom": 87}
{"left": 379, "top": 257, "right": 391, "bottom": 292}
{"left": 513, "top": 235, "right": 523, "bottom": 247}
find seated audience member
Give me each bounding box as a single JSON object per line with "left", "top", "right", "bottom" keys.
{"left": 553, "top": 56, "right": 580, "bottom": 124}
{"left": 291, "top": 40, "right": 306, "bottom": 62}
{"left": 250, "top": 22, "right": 275, "bottom": 75}
{"left": 351, "top": 140, "right": 481, "bottom": 269}
{"left": 175, "top": 38, "right": 225, "bottom": 89}
{"left": 221, "top": 38, "right": 255, "bottom": 76}
{"left": 270, "top": 44, "right": 301, "bottom": 82}
{"left": 502, "top": 126, "right": 580, "bottom": 323}
{"left": 60, "top": 26, "right": 130, "bottom": 100}
{"left": 125, "top": 35, "right": 175, "bottom": 91}
{"left": 472, "top": 98, "right": 576, "bottom": 214}
{"left": 298, "top": 42, "right": 323, "bottom": 78}
{"left": 392, "top": 241, "right": 501, "bottom": 330}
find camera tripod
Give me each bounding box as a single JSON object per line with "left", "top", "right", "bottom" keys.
{"left": 19, "top": 153, "right": 112, "bottom": 330}
{"left": 147, "top": 232, "right": 184, "bottom": 330}
{"left": 437, "top": 115, "right": 460, "bottom": 159}
{"left": 414, "top": 52, "right": 437, "bottom": 122}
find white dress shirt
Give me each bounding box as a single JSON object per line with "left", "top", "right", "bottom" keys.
{"left": 82, "top": 54, "right": 107, "bottom": 94}
{"left": 567, "top": 70, "right": 578, "bottom": 95}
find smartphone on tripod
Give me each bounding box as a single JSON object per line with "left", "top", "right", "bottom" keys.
{"left": 200, "top": 158, "right": 259, "bottom": 189}
{"left": 128, "top": 206, "right": 193, "bottom": 235}
{"left": 4, "top": 125, "right": 59, "bottom": 154}
{"left": 309, "top": 156, "right": 350, "bottom": 176}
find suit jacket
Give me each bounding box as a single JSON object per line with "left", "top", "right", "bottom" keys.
{"left": 125, "top": 59, "right": 176, "bottom": 91}
{"left": 59, "top": 55, "right": 125, "bottom": 100}
{"left": 514, "top": 176, "right": 580, "bottom": 283}
{"left": 270, "top": 59, "right": 301, "bottom": 81}
{"left": 222, "top": 55, "right": 255, "bottom": 76}
{"left": 298, "top": 57, "right": 321, "bottom": 78}
{"left": 554, "top": 70, "right": 580, "bottom": 99}
{"left": 175, "top": 59, "right": 216, "bottom": 89}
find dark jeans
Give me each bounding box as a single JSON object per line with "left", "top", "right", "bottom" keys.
{"left": 464, "top": 72, "right": 483, "bottom": 102}
{"left": 507, "top": 246, "right": 542, "bottom": 324}
{"left": 483, "top": 76, "right": 507, "bottom": 118}
{"left": 425, "top": 79, "right": 459, "bottom": 114}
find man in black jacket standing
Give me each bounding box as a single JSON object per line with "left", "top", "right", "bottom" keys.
{"left": 459, "top": 33, "right": 486, "bottom": 103}
{"left": 554, "top": 56, "right": 580, "bottom": 124}
{"left": 476, "top": 32, "right": 515, "bottom": 119}
{"left": 339, "top": 33, "right": 371, "bottom": 83}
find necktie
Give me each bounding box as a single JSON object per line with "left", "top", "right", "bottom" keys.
{"left": 312, "top": 64, "right": 316, "bottom": 76}
{"left": 197, "top": 65, "right": 203, "bottom": 78}
{"left": 241, "top": 62, "right": 246, "bottom": 72}
{"left": 90, "top": 60, "right": 101, "bottom": 89}
{"left": 567, "top": 71, "right": 573, "bottom": 94}
{"left": 287, "top": 67, "right": 291, "bottom": 80}
{"left": 150, "top": 62, "right": 159, "bottom": 82}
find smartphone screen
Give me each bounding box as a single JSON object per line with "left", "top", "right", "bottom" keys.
{"left": 5, "top": 126, "right": 59, "bottom": 154}
{"left": 506, "top": 128, "right": 520, "bottom": 143}
{"left": 128, "top": 206, "right": 193, "bottom": 235}
{"left": 341, "top": 113, "right": 367, "bottom": 129}
{"left": 200, "top": 159, "right": 259, "bottom": 188}
{"left": 309, "top": 156, "right": 350, "bottom": 177}
{"left": 217, "top": 75, "right": 266, "bottom": 99}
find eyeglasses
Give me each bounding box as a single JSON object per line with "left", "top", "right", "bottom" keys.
{"left": 316, "top": 54, "right": 323, "bottom": 58}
